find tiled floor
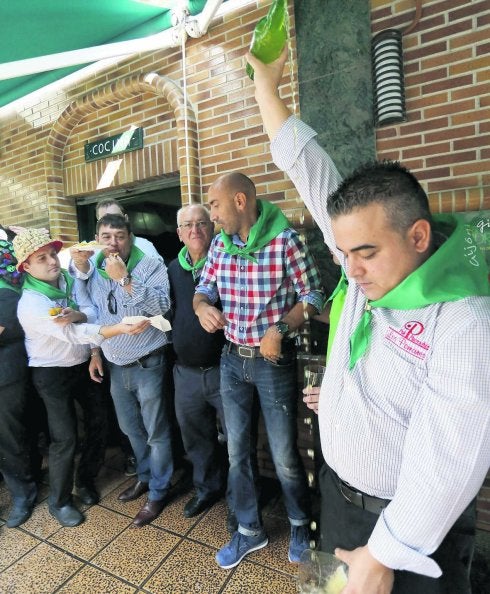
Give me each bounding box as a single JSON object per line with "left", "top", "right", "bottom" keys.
{"left": 2, "top": 450, "right": 489, "bottom": 593}
{"left": 0, "top": 449, "right": 299, "bottom": 594}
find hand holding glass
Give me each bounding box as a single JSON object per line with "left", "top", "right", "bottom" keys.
{"left": 303, "top": 364, "right": 326, "bottom": 391}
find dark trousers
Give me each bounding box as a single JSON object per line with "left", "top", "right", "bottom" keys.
{"left": 174, "top": 363, "right": 227, "bottom": 498}
{"left": 32, "top": 363, "right": 108, "bottom": 507}
{"left": 319, "top": 464, "right": 475, "bottom": 594}
{"left": 0, "top": 378, "right": 37, "bottom": 506}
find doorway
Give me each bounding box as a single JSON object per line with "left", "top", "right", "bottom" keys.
{"left": 76, "top": 181, "right": 182, "bottom": 265}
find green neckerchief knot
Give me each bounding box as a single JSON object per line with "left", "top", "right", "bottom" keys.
{"left": 22, "top": 269, "right": 79, "bottom": 310}
{"left": 349, "top": 215, "right": 489, "bottom": 370}
{"left": 218, "top": 199, "right": 290, "bottom": 263}
{"left": 178, "top": 246, "right": 207, "bottom": 280}
{"left": 326, "top": 268, "right": 348, "bottom": 362}
{"left": 95, "top": 245, "right": 145, "bottom": 280}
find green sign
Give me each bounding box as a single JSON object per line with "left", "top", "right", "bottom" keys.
{"left": 84, "top": 127, "right": 143, "bottom": 162}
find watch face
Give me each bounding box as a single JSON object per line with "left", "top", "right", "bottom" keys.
{"left": 275, "top": 321, "right": 289, "bottom": 335}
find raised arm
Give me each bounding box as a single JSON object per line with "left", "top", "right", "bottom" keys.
{"left": 246, "top": 47, "right": 290, "bottom": 142}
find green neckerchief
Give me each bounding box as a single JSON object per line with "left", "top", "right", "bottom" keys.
{"left": 0, "top": 277, "right": 22, "bottom": 294}
{"left": 95, "top": 245, "right": 145, "bottom": 280}
{"left": 178, "top": 246, "right": 207, "bottom": 280}
{"left": 349, "top": 215, "right": 489, "bottom": 370}
{"left": 218, "top": 199, "right": 290, "bottom": 263}
{"left": 326, "top": 268, "right": 348, "bottom": 363}
{"left": 22, "top": 269, "right": 78, "bottom": 310}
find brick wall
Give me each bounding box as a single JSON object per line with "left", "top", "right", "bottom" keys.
{"left": 371, "top": 0, "right": 489, "bottom": 211}
{"left": 371, "top": 0, "right": 490, "bottom": 531}
{"left": 0, "top": 1, "right": 301, "bottom": 242}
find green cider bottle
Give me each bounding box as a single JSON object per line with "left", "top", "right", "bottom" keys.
{"left": 246, "top": 0, "right": 288, "bottom": 80}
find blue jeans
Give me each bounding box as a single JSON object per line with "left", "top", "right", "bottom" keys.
{"left": 220, "top": 348, "right": 310, "bottom": 534}
{"left": 108, "top": 352, "right": 173, "bottom": 501}
{"left": 174, "top": 363, "right": 227, "bottom": 499}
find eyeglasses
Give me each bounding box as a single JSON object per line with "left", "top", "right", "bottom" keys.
{"left": 178, "top": 221, "right": 210, "bottom": 231}
{"left": 107, "top": 289, "right": 117, "bottom": 315}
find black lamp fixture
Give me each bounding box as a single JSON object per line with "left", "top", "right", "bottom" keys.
{"left": 371, "top": 29, "right": 406, "bottom": 127}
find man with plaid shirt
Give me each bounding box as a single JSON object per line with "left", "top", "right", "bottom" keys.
{"left": 193, "top": 171, "right": 324, "bottom": 569}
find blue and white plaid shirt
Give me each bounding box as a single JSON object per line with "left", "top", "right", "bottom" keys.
{"left": 87, "top": 255, "right": 171, "bottom": 366}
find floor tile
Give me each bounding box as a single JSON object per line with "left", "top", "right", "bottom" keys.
{"left": 57, "top": 564, "right": 137, "bottom": 593}
{"left": 221, "top": 561, "right": 298, "bottom": 593}
{"left": 143, "top": 539, "right": 228, "bottom": 594}
{"left": 91, "top": 525, "right": 180, "bottom": 587}
{"left": 250, "top": 515, "right": 298, "bottom": 575}
{"left": 188, "top": 500, "right": 232, "bottom": 549}
{"left": 17, "top": 500, "right": 63, "bottom": 540}
{"left": 0, "top": 526, "right": 41, "bottom": 572}
{"left": 151, "top": 489, "right": 201, "bottom": 536}
{"left": 0, "top": 542, "right": 82, "bottom": 594}
{"left": 48, "top": 505, "right": 132, "bottom": 560}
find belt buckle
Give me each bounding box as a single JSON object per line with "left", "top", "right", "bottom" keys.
{"left": 237, "top": 345, "right": 255, "bottom": 358}
{"left": 339, "top": 481, "right": 363, "bottom": 508}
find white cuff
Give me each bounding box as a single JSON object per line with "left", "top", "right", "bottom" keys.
{"left": 368, "top": 511, "right": 442, "bottom": 578}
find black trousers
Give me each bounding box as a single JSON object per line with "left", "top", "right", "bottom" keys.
{"left": 32, "top": 363, "right": 108, "bottom": 507}
{"left": 0, "top": 377, "right": 37, "bottom": 506}
{"left": 319, "top": 464, "right": 475, "bottom": 594}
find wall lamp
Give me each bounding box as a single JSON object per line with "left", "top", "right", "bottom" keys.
{"left": 371, "top": 29, "right": 406, "bottom": 127}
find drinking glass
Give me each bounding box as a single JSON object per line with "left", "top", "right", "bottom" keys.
{"left": 303, "top": 364, "right": 327, "bottom": 391}
{"left": 297, "top": 549, "right": 348, "bottom": 594}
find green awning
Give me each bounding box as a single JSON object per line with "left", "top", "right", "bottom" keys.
{"left": 0, "top": 0, "right": 212, "bottom": 109}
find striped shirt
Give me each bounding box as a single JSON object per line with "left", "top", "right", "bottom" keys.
{"left": 17, "top": 274, "right": 103, "bottom": 367}
{"left": 272, "top": 116, "right": 490, "bottom": 577}
{"left": 195, "top": 228, "right": 324, "bottom": 345}
{"left": 87, "top": 254, "right": 171, "bottom": 366}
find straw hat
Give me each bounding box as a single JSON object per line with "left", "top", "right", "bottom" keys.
{"left": 13, "top": 228, "right": 63, "bottom": 272}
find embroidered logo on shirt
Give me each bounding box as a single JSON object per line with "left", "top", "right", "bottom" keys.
{"left": 385, "top": 321, "right": 430, "bottom": 360}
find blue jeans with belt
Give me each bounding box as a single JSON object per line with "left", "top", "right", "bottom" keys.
{"left": 108, "top": 351, "right": 173, "bottom": 502}
{"left": 220, "top": 346, "right": 310, "bottom": 535}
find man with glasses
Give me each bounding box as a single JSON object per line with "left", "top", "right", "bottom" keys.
{"left": 167, "top": 204, "right": 232, "bottom": 524}
{"left": 73, "top": 214, "right": 174, "bottom": 527}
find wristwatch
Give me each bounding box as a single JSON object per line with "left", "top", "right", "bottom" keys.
{"left": 274, "top": 321, "right": 289, "bottom": 336}
{"left": 118, "top": 274, "right": 131, "bottom": 287}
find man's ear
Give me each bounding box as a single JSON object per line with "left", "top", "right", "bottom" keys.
{"left": 409, "top": 219, "right": 432, "bottom": 253}
{"left": 234, "top": 191, "right": 247, "bottom": 211}
{"left": 22, "top": 259, "right": 30, "bottom": 273}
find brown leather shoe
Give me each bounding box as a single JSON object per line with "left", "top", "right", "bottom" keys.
{"left": 132, "top": 498, "right": 166, "bottom": 527}
{"left": 118, "top": 480, "right": 149, "bottom": 502}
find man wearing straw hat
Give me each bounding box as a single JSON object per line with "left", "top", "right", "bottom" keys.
{"left": 13, "top": 228, "right": 150, "bottom": 527}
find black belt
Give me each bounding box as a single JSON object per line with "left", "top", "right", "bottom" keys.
{"left": 335, "top": 473, "right": 390, "bottom": 515}
{"left": 226, "top": 341, "right": 263, "bottom": 358}
{"left": 120, "top": 346, "right": 166, "bottom": 368}
{"left": 226, "top": 339, "right": 295, "bottom": 359}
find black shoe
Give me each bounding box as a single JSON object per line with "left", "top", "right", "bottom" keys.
{"left": 6, "top": 503, "right": 35, "bottom": 528}
{"left": 226, "top": 509, "right": 238, "bottom": 533}
{"left": 49, "top": 503, "right": 84, "bottom": 527}
{"left": 76, "top": 484, "right": 99, "bottom": 505}
{"left": 183, "top": 494, "right": 218, "bottom": 518}
{"left": 118, "top": 480, "right": 149, "bottom": 502}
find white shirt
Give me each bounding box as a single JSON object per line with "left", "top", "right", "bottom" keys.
{"left": 272, "top": 116, "right": 490, "bottom": 578}
{"left": 17, "top": 274, "right": 103, "bottom": 367}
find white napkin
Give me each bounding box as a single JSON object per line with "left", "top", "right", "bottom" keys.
{"left": 121, "top": 315, "right": 171, "bottom": 332}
